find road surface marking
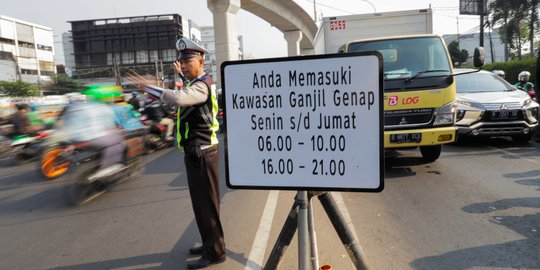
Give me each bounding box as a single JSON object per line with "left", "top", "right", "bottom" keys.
{"left": 244, "top": 190, "right": 279, "bottom": 270}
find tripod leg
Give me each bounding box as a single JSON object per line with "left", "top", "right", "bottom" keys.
{"left": 263, "top": 195, "right": 300, "bottom": 270}
{"left": 297, "top": 191, "right": 310, "bottom": 270}
{"left": 308, "top": 196, "right": 320, "bottom": 270}
{"left": 318, "top": 192, "right": 370, "bottom": 270}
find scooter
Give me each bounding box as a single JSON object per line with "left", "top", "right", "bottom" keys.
{"left": 63, "top": 132, "right": 145, "bottom": 205}
{"left": 517, "top": 86, "right": 536, "bottom": 100}
{"left": 140, "top": 115, "right": 175, "bottom": 154}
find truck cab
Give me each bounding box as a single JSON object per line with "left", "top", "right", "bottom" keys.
{"left": 343, "top": 34, "right": 457, "bottom": 161}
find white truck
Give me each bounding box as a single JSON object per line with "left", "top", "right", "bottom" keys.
{"left": 314, "top": 8, "right": 433, "bottom": 54}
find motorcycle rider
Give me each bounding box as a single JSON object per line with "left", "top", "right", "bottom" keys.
{"left": 514, "top": 71, "right": 535, "bottom": 92}
{"left": 8, "top": 103, "right": 32, "bottom": 137}
{"left": 142, "top": 97, "right": 175, "bottom": 141}
{"left": 77, "top": 86, "right": 128, "bottom": 171}
{"left": 128, "top": 91, "right": 141, "bottom": 111}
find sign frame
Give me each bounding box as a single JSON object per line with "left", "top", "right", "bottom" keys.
{"left": 220, "top": 52, "right": 384, "bottom": 192}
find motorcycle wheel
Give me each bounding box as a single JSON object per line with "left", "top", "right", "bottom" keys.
{"left": 144, "top": 134, "right": 161, "bottom": 154}
{"left": 69, "top": 182, "right": 106, "bottom": 206}
{"left": 40, "top": 147, "right": 70, "bottom": 180}
{"left": 66, "top": 163, "right": 105, "bottom": 206}
{"left": 10, "top": 145, "right": 27, "bottom": 166}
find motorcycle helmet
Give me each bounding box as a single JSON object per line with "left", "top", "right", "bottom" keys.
{"left": 64, "top": 92, "right": 86, "bottom": 104}
{"left": 518, "top": 71, "right": 531, "bottom": 82}
{"left": 83, "top": 85, "right": 122, "bottom": 103}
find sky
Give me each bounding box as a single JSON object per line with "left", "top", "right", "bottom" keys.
{"left": 0, "top": 0, "right": 483, "bottom": 65}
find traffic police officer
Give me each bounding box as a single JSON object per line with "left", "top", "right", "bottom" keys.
{"left": 129, "top": 37, "right": 224, "bottom": 269}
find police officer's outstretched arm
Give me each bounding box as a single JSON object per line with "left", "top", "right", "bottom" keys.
{"left": 127, "top": 38, "right": 210, "bottom": 108}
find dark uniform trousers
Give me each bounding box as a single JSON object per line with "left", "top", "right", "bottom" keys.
{"left": 184, "top": 144, "right": 225, "bottom": 259}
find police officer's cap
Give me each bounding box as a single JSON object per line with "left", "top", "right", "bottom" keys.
{"left": 176, "top": 37, "right": 208, "bottom": 60}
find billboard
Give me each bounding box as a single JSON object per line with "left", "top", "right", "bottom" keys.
{"left": 460, "top": 0, "right": 488, "bottom": 15}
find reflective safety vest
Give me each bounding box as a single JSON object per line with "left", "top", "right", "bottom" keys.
{"left": 176, "top": 75, "right": 219, "bottom": 149}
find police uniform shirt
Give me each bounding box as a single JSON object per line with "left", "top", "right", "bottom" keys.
{"left": 160, "top": 79, "right": 208, "bottom": 107}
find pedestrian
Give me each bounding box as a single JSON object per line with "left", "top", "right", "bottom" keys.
{"left": 128, "top": 37, "right": 224, "bottom": 269}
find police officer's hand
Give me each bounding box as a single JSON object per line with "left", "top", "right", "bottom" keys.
{"left": 127, "top": 71, "right": 153, "bottom": 90}
{"left": 173, "top": 61, "right": 181, "bottom": 74}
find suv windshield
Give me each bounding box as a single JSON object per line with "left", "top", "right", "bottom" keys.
{"left": 348, "top": 37, "right": 451, "bottom": 80}
{"left": 455, "top": 72, "right": 515, "bottom": 93}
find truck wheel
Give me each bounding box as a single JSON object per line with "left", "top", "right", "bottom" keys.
{"left": 420, "top": 145, "right": 441, "bottom": 162}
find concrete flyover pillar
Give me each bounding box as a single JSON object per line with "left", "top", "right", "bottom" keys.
{"left": 208, "top": 0, "right": 240, "bottom": 89}
{"left": 283, "top": 30, "right": 303, "bottom": 56}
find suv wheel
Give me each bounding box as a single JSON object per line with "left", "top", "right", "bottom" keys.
{"left": 420, "top": 145, "right": 442, "bottom": 162}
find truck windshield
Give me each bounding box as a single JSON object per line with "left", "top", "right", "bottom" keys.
{"left": 348, "top": 37, "right": 451, "bottom": 80}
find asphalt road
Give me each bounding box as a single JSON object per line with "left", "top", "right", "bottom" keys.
{"left": 0, "top": 134, "right": 538, "bottom": 270}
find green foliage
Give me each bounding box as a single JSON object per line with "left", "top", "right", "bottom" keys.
{"left": 483, "top": 57, "right": 537, "bottom": 85}
{"left": 50, "top": 74, "right": 86, "bottom": 95}
{"left": 448, "top": 41, "right": 469, "bottom": 66}
{"left": 0, "top": 80, "right": 40, "bottom": 96}
{"left": 489, "top": 0, "right": 539, "bottom": 59}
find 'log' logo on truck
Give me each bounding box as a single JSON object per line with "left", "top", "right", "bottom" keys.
{"left": 389, "top": 96, "right": 398, "bottom": 106}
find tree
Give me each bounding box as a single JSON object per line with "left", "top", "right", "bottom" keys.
{"left": 490, "top": 0, "right": 539, "bottom": 59}
{"left": 0, "top": 80, "right": 40, "bottom": 96}
{"left": 528, "top": 0, "right": 539, "bottom": 57}
{"left": 50, "top": 74, "right": 86, "bottom": 95}
{"left": 448, "top": 41, "right": 469, "bottom": 66}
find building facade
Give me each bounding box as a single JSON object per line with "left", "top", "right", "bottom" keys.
{"left": 0, "top": 15, "right": 55, "bottom": 84}
{"left": 65, "top": 14, "right": 201, "bottom": 82}
{"left": 200, "top": 26, "right": 243, "bottom": 82}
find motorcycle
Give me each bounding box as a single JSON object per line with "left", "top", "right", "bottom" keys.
{"left": 140, "top": 115, "right": 175, "bottom": 154}
{"left": 517, "top": 85, "right": 536, "bottom": 100}
{"left": 63, "top": 130, "right": 145, "bottom": 205}
{"left": 3, "top": 130, "right": 51, "bottom": 165}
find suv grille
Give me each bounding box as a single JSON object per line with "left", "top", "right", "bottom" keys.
{"left": 482, "top": 102, "right": 522, "bottom": 110}
{"left": 385, "top": 108, "right": 434, "bottom": 127}
{"left": 481, "top": 102, "right": 525, "bottom": 122}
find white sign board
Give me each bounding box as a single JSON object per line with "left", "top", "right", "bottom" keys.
{"left": 221, "top": 52, "right": 384, "bottom": 191}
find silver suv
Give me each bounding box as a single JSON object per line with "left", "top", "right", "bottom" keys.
{"left": 454, "top": 69, "right": 539, "bottom": 143}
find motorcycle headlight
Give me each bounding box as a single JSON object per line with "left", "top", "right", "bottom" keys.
{"left": 434, "top": 102, "right": 457, "bottom": 126}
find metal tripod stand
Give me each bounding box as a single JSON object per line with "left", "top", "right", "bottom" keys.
{"left": 264, "top": 191, "right": 369, "bottom": 270}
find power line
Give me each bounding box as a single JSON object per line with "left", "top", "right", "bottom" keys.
{"left": 302, "top": 0, "right": 365, "bottom": 15}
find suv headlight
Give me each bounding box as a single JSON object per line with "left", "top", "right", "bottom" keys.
{"left": 434, "top": 101, "right": 457, "bottom": 126}
{"left": 524, "top": 107, "right": 539, "bottom": 123}
{"left": 523, "top": 97, "right": 533, "bottom": 107}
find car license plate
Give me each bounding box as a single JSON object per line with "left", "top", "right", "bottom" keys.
{"left": 491, "top": 110, "right": 518, "bottom": 120}
{"left": 390, "top": 133, "right": 422, "bottom": 143}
